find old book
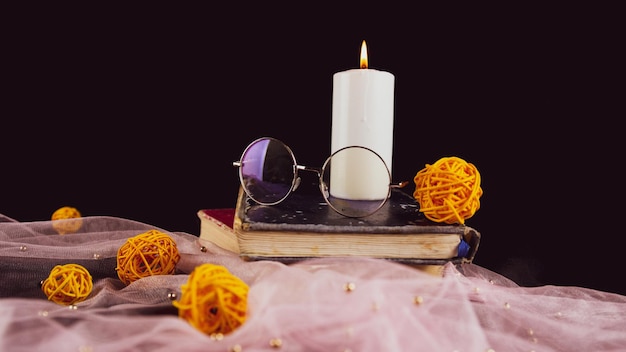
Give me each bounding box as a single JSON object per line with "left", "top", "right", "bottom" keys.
{"left": 198, "top": 186, "right": 480, "bottom": 267}
{"left": 197, "top": 208, "right": 239, "bottom": 253}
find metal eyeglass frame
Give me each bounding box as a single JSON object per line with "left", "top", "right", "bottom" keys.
{"left": 233, "top": 137, "right": 407, "bottom": 218}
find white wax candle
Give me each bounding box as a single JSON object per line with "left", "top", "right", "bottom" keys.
{"left": 330, "top": 61, "right": 395, "bottom": 200}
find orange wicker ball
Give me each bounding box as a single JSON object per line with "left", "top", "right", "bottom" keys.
{"left": 116, "top": 229, "right": 181, "bottom": 285}
{"left": 173, "top": 263, "right": 249, "bottom": 336}
{"left": 41, "top": 263, "right": 93, "bottom": 305}
{"left": 413, "top": 156, "right": 483, "bottom": 225}
{"left": 51, "top": 206, "right": 83, "bottom": 235}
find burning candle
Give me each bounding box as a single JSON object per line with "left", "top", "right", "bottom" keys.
{"left": 330, "top": 40, "right": 395, "bottom": 200}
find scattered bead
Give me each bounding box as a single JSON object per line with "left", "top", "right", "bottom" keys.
{"left": 38, "top": 310, "right": 49, "bottom": 317}
{"left": 69, "top": 304, "right": 78, "bottom": 310}
{"left": 414, "top": 296, "right": 424, "bottom": 305}
{"left": 19, "top": 245, "right": 27, "bottom": 251}
{"left": 210, "top": 333, "right": 224, "bottom": 341}
{"left": 93, "top": 253, "right": 101, "bottom": 260}
{"left": 200, "top": 246, "right": 207, "bottom": 253}
{"left": 269, "top": 338, "right": 282, "bottom": 348}
{"left": 230, "top": 345, "right": 242, "bottom": 352}
{"left": 343, "top": 282, "right": 356, "bottom": 292}
{"left": 168, "top": 292, "right": 177, "bottom": 300}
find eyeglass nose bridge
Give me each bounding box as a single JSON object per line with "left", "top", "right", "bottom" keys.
{"left": 292, "top": 164, "right": 324, "bottom": 193}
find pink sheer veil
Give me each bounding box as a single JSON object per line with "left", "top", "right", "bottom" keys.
{"left": 1, "top": 214, "right": 625, "bottom": 351}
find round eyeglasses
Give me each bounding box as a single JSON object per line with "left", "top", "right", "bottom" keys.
{"left": 233, "top": 137, "right": 407, "bottom": 218}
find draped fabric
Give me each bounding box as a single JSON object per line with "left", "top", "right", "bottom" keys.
{"left": 1, "top": 214, "right": 625, "bottom": 351}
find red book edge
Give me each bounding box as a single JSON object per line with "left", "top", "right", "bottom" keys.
{"left": 200, "top": 208, "right": 235, "bottom": 229}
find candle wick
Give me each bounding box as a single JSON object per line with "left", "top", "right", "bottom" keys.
{"left": 360, "top": 63, "right": 367, "bottom": 69}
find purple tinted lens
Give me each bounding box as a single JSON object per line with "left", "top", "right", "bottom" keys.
{"left": 240, "top": 138, "right": 296, "bottom": 204}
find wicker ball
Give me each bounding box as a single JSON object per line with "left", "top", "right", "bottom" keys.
{"left": 116, "top": 229, "right": 180, "bottom": 285}
{"left": 413, "top": 156, "right": 483, "bottom": 225}
{"left": 51, "top": 206, "right": 83, "bottom": 235}
{"left": 41, "top": 263, "right": 93, "bottom": 305}
{"left": 173, "top": 263, "right": 249, "bottom": 336}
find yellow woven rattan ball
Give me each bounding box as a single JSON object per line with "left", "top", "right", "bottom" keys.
{"left": 116, "top": 229, "right": 181, "bottom": 285}
{"left": 413, "top": 156, "right": 483, "bottom": 225}
{"left": 51, "top": 206, "right": 83, "bottom": 235}
{"left": 173, "top": 263, "right": 249, "bottom": 336}
{"left": 41, "top": 263, "right": 93, "bottom": 305}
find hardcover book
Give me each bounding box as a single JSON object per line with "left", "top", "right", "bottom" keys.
{"left": 199, "top": 186, "right": 480, "bottom": 267}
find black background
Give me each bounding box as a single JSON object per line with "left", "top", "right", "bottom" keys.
{"left": 3, "top": 4, "right": 624, "bottom": 294}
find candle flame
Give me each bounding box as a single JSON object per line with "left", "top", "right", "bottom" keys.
{"left": 360, "top": 40, "right": 368, "bottom": 69}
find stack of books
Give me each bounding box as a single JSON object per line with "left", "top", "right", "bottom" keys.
{"left": 198, "top": 186, "right": 480, "bottom": 275}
